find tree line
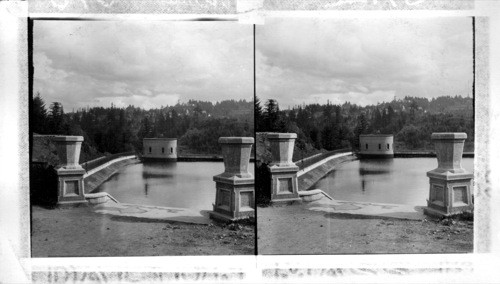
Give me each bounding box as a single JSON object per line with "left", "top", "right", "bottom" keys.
{"left": 255, "top": 95, "right": 474, "bottom": 155}
{"left": 32, "top": 92, "right": 254, "bottom": 161}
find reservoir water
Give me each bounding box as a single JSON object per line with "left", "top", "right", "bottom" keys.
{"left": 314, "top": 158, "right": 474, "bottom": 206}
{"left": 96, "top": 161, "right": 254, "bottom": 210}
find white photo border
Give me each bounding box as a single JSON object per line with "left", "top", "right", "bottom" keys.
{"left": 1, "top": 0, "right": 499, "bottom": 283}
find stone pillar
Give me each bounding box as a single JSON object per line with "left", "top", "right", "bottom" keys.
{"left": 210, "top": 137, "right": 254, "bottom": 222}
{"left": 52, "top": 136, "right": 87, "bottom": 206}
{"left": 424, "top": 133, "right": 473, "bottom": 218}
{"left": 267, "top": 133, "right": 301, "bottom": 203}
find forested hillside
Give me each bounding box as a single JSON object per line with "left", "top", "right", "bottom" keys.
{"left": 32, "top": 93, "right": 254, "bottom": 161}
{"left": 256, "top": 95, "right": 474, "bottom": 155}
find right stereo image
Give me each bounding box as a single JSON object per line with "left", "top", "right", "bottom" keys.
{"left": 255, "top": 17, "right": 475, "bottom": 255}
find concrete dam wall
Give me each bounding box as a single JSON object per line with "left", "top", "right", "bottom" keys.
{"left": 83, "top": 156, "right": 138, "bottom": 194}
{"left": 297, "top": 153, "right": 357, "bottom": 191}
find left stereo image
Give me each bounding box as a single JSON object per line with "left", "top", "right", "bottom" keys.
{"left": 29, "top": 20, "right": 255, "bottom": 257}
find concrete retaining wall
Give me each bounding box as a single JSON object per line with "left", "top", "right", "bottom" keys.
{"left": 83, "top": 155, "right": 136, "bottom": 178}
{"left": 297, "top": 152, "right": 353, "bottom": 177}
{"left": 84, "top": 157, "right": 138, "bottom": 193}
{"left": 297, "top": 154, "right": 357, "bottom": 191}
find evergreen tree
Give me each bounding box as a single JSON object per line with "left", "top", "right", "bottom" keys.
{"left": 264, "top": 99, "right": 280, "bottom": 132}
{"left": 309, "top": 126, "right": 322, "bottom": 150}
{"left": 255, "top": 96, "right": 264, "bottom": 131}
{"left": 139, "top": 117, "right": 151, "bottom": 139}
{"left": 321, "top": 125, "right": 335, "bottom": 150}
{"left": 351, "top": 114, "right": 368, "bottom": 150}
{"left": 32, "top": 92, "right": 47, "bottom": 134}
{"left": 48, "top": 102, "right": 65, "bottom": 134}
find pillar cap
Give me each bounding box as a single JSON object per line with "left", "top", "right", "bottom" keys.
{"left": 52, "top": 135, "right": 84, "bottom": 142}
{"left": 431, "top": 133, "right": 467, "bottom": 140}
{"left": 218, "top": 137, "right": 254, "bottom": 144}
{"left": 267, "top": 133, "right": 297, "bottom": 139}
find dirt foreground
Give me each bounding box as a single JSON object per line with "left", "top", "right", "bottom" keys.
{"left": 258, "top": 204, "right": 473, "bottom": 254}
{"left": 31, "top": 205, "right": 254, "bottom": 257}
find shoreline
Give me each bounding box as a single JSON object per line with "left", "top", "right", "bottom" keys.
{"left": 393, "top": 152, "right": 474, "bottom": 158}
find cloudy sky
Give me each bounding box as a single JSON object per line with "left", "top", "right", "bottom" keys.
{"left": 257, "top": 17, "right": 473, "bottom": 108}
{"left": 34, "top": 20, "right": 253, "bottom": 111}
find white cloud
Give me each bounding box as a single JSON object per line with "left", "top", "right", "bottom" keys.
{"left": 33, "top": 21, "right": 253, "bottom": 110}
{"left": 34, "top": 52, "right": 69, "bottom": 81}
{"left": 257, "top": 17, "right": 473, "bottom": 108}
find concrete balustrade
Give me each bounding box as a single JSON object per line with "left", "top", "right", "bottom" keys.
{"left": 267, "top": 133, "right": 301, "bottom": 203}
{"left": 424, "top": 133, "right": 473, "bottom": 217}
{"left": 210, "top": 137, "right": 255, "bottom": 222}
{"left": 52, "top": 136, "right": 87, "bottom": 206}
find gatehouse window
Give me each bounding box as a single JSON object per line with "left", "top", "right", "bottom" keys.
{"left": 378, "top": 144, "right": 381, "bottom": 150}
{"left": 162, "top": 147, "right": 164, "bottom": 153}
{"left": 365, "top": 144, "right": 368, "bottom": 150}
{"left": 149, "top": 147, "right": 151, "bottom": 153}
{"left": 386, "top": 143, "right": 390, "bottom": 150}
{"left": 171, "top": 147, "right": 173, "bottom": 153}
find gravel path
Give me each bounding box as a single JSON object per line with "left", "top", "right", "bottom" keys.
{"left": 31, "top": 205, "right": 254, "bottom": 257}
{"left": 257, "top": 204, "right": 472, "bottom": 255}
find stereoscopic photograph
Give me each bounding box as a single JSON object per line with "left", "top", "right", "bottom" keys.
{"left": 3, "top": 0, "right": 500, "bottom": 281}
{"left": 255, "top": 17, "right": 475, "bottom": 254}
{"left": 30, "top": 20, "right": 255, "bottom": 257}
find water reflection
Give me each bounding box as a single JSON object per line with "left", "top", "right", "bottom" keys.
{"left": 96, "top": 161, "right": 254, "bottom": 210}
{"left": 358, "top": 159, "right": 393, "bottom": 176}
{"left": 141, "top": 161, "right": 177, "bottom": 179}
{"left": 359, "top": 159, "right": 393, "bottom": 193}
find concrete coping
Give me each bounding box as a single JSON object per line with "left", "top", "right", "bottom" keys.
{"left": 299, "top": 189, "right": 324, "bottom": 196}
{"left": 431, "top": 132, "right": 467, "bottom": 140}
{"left": 218, "top": 137, "right": 254, "bottom": 144}
{"left": 298, "top": 189, "right": 334, "bottom": 201}
{"left": 86, "top": 192, "right": 109, "bottom": 198}
{"left": 51, "top": 135, "right": 84, "bottom": 142}
{"left": 267, "top": 132, "right": 297, "bottom": 139}
{"left": 85, "top": 192, "right": 119, "bottom": 203}
{"left": 143, "top": 138, "right": 177, "bottom": 141}
{"left": 359, "top": 134, "right": 393, "bottom": 138}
